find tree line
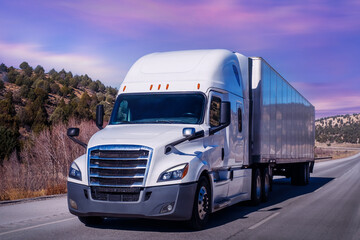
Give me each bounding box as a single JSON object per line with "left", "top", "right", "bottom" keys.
{"left": 316, "top": 122, "right": 360, "bottom": 144}
{"left": 0, "top": 62, "right": 118, "bottom": 164}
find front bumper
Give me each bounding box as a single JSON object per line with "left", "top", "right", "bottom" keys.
{"left": 67, "top": 181, "right": 197, "bottom": 220}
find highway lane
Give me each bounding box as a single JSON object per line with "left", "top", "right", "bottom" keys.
{"left": 1, "top": 154, "right": 360, "bottom": 240}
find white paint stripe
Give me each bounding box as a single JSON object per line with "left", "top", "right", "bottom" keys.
{"left": 0, "top": 217, "right": 77, "bottom": 236}
{"left": 248, "top": 212, "right": 280, "bottom": 230}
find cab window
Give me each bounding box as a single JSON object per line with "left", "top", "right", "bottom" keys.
{"left": 210, "top": 96, "right": 221, "bottom": 127}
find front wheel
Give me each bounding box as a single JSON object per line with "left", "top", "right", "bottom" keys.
{"left": 190, "top": 176, "right": 211, "bottom": 230}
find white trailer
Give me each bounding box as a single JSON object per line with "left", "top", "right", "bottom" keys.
{"left": 67, "top": 49, "right": 315, "bottom": 229}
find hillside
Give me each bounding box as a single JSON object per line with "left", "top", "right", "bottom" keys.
{"left": 315, "top": 113, "right": 360, "bottom": 144}
{"left": 0, "top": 62, "right": 120, "bottom": 200}
{"left": 0, "top": 62, "right": 118, "bottom": 162}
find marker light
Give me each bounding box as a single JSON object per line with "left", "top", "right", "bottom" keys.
{"left": 69, "top": 198, "right": 78, "bottom": 210}
{"left": 150, "top": 84, "right": 153, "bottom": 90}
{"left": 197, "top": 83, "right": 200, "bottom": 89}
{"left": 158, "top": 84, "right": 161, "bottom": 90}
{"left": 166, "top": 84, "right": 169, "bottom": 90}
{"left": 123, "top": 86, "right": 126, "bottom": 92}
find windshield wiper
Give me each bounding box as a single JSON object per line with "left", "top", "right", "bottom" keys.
{"left": 153, "top": 120, "right": 176, "bottom": 124}
{"left": 116, "top": 121, "right": 134, "bottom": 124}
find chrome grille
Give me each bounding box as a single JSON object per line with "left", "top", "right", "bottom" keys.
{"left": 88, "top": 145, "right": 152, "bottom": 202}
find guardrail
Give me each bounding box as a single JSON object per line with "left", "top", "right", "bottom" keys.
{"left": 314, "top": 156, "right": 333, "bottom": 160}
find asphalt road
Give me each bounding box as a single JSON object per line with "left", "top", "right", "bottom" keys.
{"left": 1, "top": 154, "right": 360, "bottom": 240}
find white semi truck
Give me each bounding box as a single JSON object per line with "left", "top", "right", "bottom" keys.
{"left": 67, "top": 49, "right": 315, "bottom": 229}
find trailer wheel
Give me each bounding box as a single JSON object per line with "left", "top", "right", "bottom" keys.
{"left": 291, "top": 165, "right": 299, "bottom": 185}
{"left": 78, "top": 216, "right": 103, "bottom": 225}
{"left": 305, "top": 162, "right": 310, "bottom": 185}
{"left": 261, "top": 168, "right": 270, "bottom": 202}
{"left": 190, "top": 176, "right": 211, "bottom": 230}
{"left": 269, "top": 167, "right": 273, "bottom": 192}
{"left": 298, "top": 163, "right": 310, "bottom": 185}
{"left": 291, "top": 163, "right": 309, "bottom": 186}
{"left": 251, "top": 168, "right": 262, "bottom": 205}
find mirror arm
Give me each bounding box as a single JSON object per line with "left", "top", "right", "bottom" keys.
{"left": 164, "top": 130, "right": 205, "bottom": 154}
{"left": 209, "top": 122, "right": 230, "bottom": 135}
{"left": 67, "top": 136, "right": 87, "bottom": 149}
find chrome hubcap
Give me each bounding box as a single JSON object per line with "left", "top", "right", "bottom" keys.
{"left": 198, "top": 186, "right": 209, "bottom": 220}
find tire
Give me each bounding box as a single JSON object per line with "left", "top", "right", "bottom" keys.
{"left": 268, "top": 167, "right": 273, "bottom": 192}
{"left": 305, "top": 162, "right": 310, "bottom": 185}
{"left": 251, "top": 168, "right": 262, "bottom": 205}
{"left": 291, "top": 164, "right": 299, "bottom": 185}
{"left": 261, "top": 168, "right": 270, "bottom": 202}
{"left": 190, "top": 176, "right": 211, "bottom": 230}
{"left": 291, "top": 163, "right": 309, "bottom": 186}
{"left": 78, "top": 216, "right": 103, "bottom": 225}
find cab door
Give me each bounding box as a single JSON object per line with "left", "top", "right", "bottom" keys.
{"left": 204, "top": 91, "right": 229, "bottom": 202}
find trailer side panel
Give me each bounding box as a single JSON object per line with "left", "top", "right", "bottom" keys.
{"left": 250, "top": 57, "right": 315, "bottom": 164}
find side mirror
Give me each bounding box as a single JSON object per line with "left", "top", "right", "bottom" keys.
{"left": 209, "top": 101, "right": 231, "bottom": 135}
{"left": 67, "top": 128, "right": 79, "bottom": 137}
{"left": 183, "top": 128, "right": 195, "bottom": 137}
{"left": 220, "top": 101, "right": 231, "bottom": 125}
{"left": 96, "top": 104, "right": 104, "bottom": 130}
{"left": 67, "top": 127, "right": 87, "bottom": 149}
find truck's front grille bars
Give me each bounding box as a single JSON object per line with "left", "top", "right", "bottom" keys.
{"left": 90, "top": 186, "right": 142, "bottom": 202}
{"left": 88, "top": 145, "right": 152, "bottom": 202}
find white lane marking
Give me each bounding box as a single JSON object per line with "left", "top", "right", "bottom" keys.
{"left": 0, "top": 217, "right": 77, "bottom": 236}
{"left": 248, "top": 212, "right": 280, "bottom": 230}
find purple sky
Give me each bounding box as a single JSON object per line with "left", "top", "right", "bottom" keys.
{"left": 1, "top": 0, "right": 360, "bottom": 119}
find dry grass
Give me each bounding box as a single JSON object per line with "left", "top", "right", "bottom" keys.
{"left": 0, "top": 183, "right": 67, "bottom": 201}
{"left": 315, "top": 147, "right": 359, "bottom": 162}
{"left": 1, "top": 188, "right": 47, "bottom": 201}
{"left": 0, "top": 118, "right": 97, "bottom": 201}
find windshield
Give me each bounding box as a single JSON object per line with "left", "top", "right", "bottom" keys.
{"left": 110, "top": 93, "right": 205, "bottom": 124}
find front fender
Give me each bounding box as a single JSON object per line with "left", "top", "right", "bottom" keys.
{"left": 67, "top": 154, "right": 88, "bottom": 186}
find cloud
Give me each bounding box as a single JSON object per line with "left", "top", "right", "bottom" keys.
{"left": 292, "top": 81, "right": 360, "bottom": 118}
{"left": 0, "top": 41, "right": 123, "bottom": 86}
{"left": 37, "top": 0, "right": 357, "bottom": 54}
{"left": 52, "top": 0, "right": 360, "bottom": 37}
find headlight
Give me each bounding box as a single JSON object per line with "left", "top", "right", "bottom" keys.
{"left": 158, "top": 164, "right": 189, "bottom": 182}
{"left": 69, "top": 162, "right": 82, "bottom": 181}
